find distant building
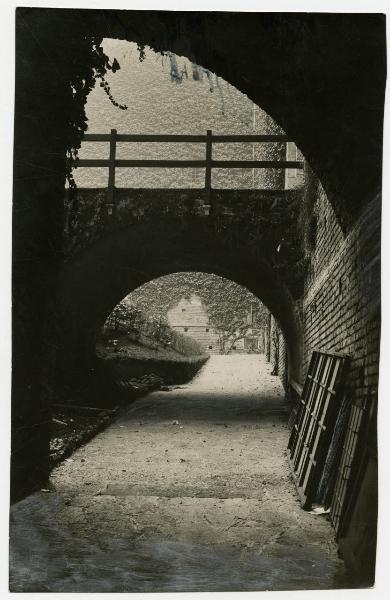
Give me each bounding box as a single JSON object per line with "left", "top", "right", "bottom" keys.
{"left": 167, "top": 295, "right": 220, "bottom": 354}
{"left": 167, "top": 294, "right": 264, "bottom": 355}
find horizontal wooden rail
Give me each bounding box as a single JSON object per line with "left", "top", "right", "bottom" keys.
{"left": 83, "top": 133, "right": 294, "bottom": 143}
{"left": 75, "top": 129, "right": 303, "bottom": 215}
{"left": 76, "top": 159, "right": 303, "bottom": 169}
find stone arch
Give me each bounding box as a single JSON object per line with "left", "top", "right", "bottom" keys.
{"left": 12, "top": 8, "right": 385, "bottom": 501}
{"left": 58, "top": 219, "right": 302, "bottom": 392}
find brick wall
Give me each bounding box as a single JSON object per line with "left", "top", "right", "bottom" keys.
{"left": 266, "top": 314, "right": 288, "bottom": 386}
{"left": 301, "top": 178, "right": 380, "bottom": 579}
{"left": 279, "top": 333, "right": 288, "bottom": 389}
{"left": 302, "top": 184, "right": 380, "bottom": 394}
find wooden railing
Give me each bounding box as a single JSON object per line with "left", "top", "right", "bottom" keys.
{"left": 75, "top": 129, "right": 304, "bottom": 213}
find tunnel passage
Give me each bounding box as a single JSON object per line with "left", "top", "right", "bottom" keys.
{"left": 57, "top": 218, "right": 303, "bottom": 402}
{"left": 12, "top": 12, "right": 385, "bottom": 548}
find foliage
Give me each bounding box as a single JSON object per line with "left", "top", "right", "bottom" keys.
{"left": 106, "top": 273, "right": 270, "bottom": 354}
{"left": 103, "top": 302, "right": 203, "bottom": 357}
{"left": 44, "top": 35, "right": 147, "bottom": 195}
{"left": 54, "top": 36, "right": 128, "bottom": 192}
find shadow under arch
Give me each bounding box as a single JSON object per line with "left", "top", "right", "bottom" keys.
{"left": 58, "top": 219, "right": 303, "bottom": 394}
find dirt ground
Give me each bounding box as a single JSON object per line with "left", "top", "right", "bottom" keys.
{"left": 10, "top": 355, "right": 347, "bottom": 592}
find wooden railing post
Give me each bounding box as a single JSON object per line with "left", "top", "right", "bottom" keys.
{"left": 107, "top": 128, "right": 117, "bottom": 215}
{"left": 205, "top": 129, "right": 212, "bottom": 208}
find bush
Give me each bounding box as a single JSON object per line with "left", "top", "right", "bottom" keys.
{"left": 103, "top": 303, "right": 204, "bottom": 357}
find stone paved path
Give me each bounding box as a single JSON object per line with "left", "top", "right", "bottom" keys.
{"left": 10, "top": 355, "right": 347, "bottom": 592}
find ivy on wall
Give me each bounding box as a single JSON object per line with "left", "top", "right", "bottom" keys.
{"left": 106, "top": 272, "right": 270, "bottom": 352}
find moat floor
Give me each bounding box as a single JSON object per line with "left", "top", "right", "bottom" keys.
{"left": 10, "top": 355, "right": 347, "bottom": 592}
